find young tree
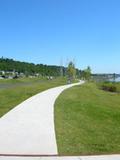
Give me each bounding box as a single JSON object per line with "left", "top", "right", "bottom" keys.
{"left": 80, "top": 66, "right": 91, "bottom": 81}
{"left": 67, "top": 61, "right": 76, "bottom": 83}
{"left": 113, "top": 73, "right": 116, "bottom": 82}
{"left": 83, "top": 66, "right": 91, "bottom": 81}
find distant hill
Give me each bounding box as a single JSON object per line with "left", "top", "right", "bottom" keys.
{"left": 0, "top": 57, "right": 67, "bottom": 76}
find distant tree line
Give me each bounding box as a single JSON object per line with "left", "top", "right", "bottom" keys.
{"left": 0, "top": 58, "right": 68, "bottom": 77}
{"left": 0, "top": 57, "right": 92, "bottom": 80}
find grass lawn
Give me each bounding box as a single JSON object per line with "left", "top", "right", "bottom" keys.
{"left": 55, "top": 82, "right": 120, "bottom": 155}
{"left": 0, "top": 77, "right": 67, "bottom": 117}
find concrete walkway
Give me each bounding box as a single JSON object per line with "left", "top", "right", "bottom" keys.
{"left": 0, "top": 155, "right": 120, "bottom": 160}
{"left": 0, "top": 81, "right": 84, "bottom": 156}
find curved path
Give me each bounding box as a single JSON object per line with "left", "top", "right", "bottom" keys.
{"left": 0, "top": 80, "right": 84, "bottom": 156}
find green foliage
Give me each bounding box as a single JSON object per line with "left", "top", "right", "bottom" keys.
{"left": 101, "top": 83, "right": 117, "bottom": 92}
{"left": 0, "top": 57, "right": 84, "bottom": 78}
{"left": 55, "top": 83, "right": 120, "bottom": 155}
{"left": 67, "top": 61, "right": 76, "bottom": 82}
{"left": 98, "top": 81, "right": 120, "bottom": 93}
{"left": 0, "top": 57, "right": 67, "bottom": 76}
{"left": 82, "top": 66, "right": 91, "bottom": 80}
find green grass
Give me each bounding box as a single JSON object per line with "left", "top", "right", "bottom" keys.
{"left": 0, "top": 77, "right": 67, "bottom": 117}
{"left": 55, "top": 82, "right": 120, "bottom": 155}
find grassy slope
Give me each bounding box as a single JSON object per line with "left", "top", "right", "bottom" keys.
{"left": 55, "top": 83, "right": 120, "bottom": 155}
{"left": 0, "top": 77, "right": 67, "bottom": 117}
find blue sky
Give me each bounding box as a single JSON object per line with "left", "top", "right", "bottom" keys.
{"left": 0, "top": 0, "right": 120, "bottom": 73}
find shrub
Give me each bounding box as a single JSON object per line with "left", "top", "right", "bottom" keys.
{"left": 101, "top": 83, "right": 117, "bottom": 92}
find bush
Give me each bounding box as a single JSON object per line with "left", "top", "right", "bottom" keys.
{"left": 101, "top": 83, "right": 117, "bottom": 92}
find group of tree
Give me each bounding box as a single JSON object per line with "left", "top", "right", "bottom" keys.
{"left": 80, "top": 66, "right": 91, "bottom": 81}
{"left": 67, "top": 61, "right": 91, "bottom": 82}
{"left": 0, "top": 57, "right": 92, "bottom": 81}
{"left": 0, "top": 57, "right": 67, "bottom": 77}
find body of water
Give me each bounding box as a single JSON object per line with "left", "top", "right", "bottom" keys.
{"left": 110, "top": 77, "right": 120, "bottom": 82}
{"left": 115, "top": 77, "right": 120, "bottom": 82}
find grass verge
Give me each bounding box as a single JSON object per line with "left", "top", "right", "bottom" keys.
{"left": 0, "top": 77, "right": 67, "bottom": 117}
{"left": 55, "top": 82, "right": 120, "bottom": 155}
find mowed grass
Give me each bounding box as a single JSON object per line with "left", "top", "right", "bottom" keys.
{"left": 0, "top": 77, "right": 67, "bottom": 117}
{"left": 55, "top": 83, "right": 120, "bottom": 155}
